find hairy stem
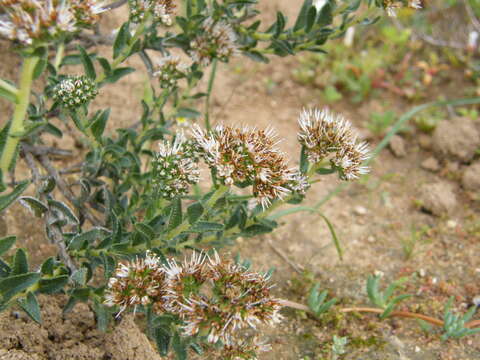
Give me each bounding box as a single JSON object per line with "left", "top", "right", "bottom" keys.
{"left": 205, "top": 58, "right": 218, "bottom": 131}
{"left": 0, "top": 56, "right": 39, "bottom": 182}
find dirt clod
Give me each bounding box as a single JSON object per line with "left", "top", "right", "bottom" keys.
{"left": 462, "top": 162, "right": 480, "bottom": 191}
{"left": 0, "top": 296, "right": 161, "bottom": 360}
{"left": 418, "top": 181, "right": 458, "bottom": 216}
{"left": 421, "top": 157, "right": 440, "bottom": 172}
{"left": 389, "top": 135, "right": 407, "bottom": 157}
{"left": 432, "top": 117, "right": 480, "bottom": 161}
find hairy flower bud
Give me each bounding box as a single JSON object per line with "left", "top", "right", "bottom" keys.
{"left": 189, "top": 17, "right": 239, "bottom": 66}
{"left": 0, "top": 0, "right": 107, "bottom": 45}
{"left": 153, "top": 55, "right": 188, "bottom": 88}
{"left": 152, "top": 133, "right": 200, "bottom": 199}
{"left": 53, "top": 76, "right": 98, "bottom": 109}
{"left": 53, "top": 75, "right": 98, "bottom": 109}
{"left": 297, "top": 108, "right": 370, "bottom": 180}
{"left": 104, "top": 251, "right": 167, "bottom": 313}
{"left": 128, "top": 0, "right": 175, "bottom": 25}
{"left": 192, "top": 124, "right": 295, "bottom": 208}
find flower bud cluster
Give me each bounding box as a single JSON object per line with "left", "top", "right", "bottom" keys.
{"left": 0, "top": 0, "right": 107, "bottom": 45}
{"left": 383, "top": 0, "right": 422, "bottom": 17}
{"left": 153, "top": 55, "right": 188, "bottom": 89}
{"left": 192, "top": 124, "right": 296, "bottom": 208}
{"left": 53, "top": 75, "right": 98, "bottom": 109}
{"left": 189, "top": 17, "right": 239, "bottom": 67}
{"left": 152, "top": 133, "right": 200, "bottom": 199}
{"left": 104, "top": 251, "right": 167, "bottom": 313}
{"left": 105, "top": 251, "right": 282, "bottom": 356}
{"left": 128, "top": 0, "right": 175, "bottom": 25}
{"left": 297, "top": 108, "right": 370, "bottom": 180}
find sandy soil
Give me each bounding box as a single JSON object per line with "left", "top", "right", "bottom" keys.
{"left": 0, "top": 1, "right": 479, "bottom": 359}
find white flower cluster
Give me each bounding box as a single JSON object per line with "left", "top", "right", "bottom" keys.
{"left": 152, "top": 55, "right": 188, "bottom": 88}
{"left": 384, "top": 0, "right": 422, "bottom": 17}
{"left": 189, "top": 17, "right": 239, "bottom": 66}
{"left": 53, "top": 75, "right": 98, "bottom": 109}
{"left": 128, "top": 0, "right": 175, "bottom": 25}
{"left": 105, "top": 250, "right": 282, "bottom": 357}
{"left": 0, "top": 0, "right": 107, "bottom": 45}
{"left": 152, "top": 133, "right": 200, "bottom": 199}
{"left": 298, "top": 108, "right": 370, "bottom": 180}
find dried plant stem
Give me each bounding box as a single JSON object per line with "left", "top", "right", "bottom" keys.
{"left": 23, "top": 150, "right": 77, "bottom": 272}
{"left": 279, "top": 300, "right": 480, "bottom": 329}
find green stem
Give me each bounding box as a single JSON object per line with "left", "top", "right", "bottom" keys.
{"left": 205, "top": 58, "right": 218, "bottom": 131}
{"left": 0, "top": 56, "right": 39, "bottom": 180}
{"left": 0, "top": 78, "right": 19, "bottom": 98}
{"left": 54, "top": 42, "right": 65, "bottom": 72}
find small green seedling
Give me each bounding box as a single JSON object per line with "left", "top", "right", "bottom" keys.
{"left": 441, "top": 297, "right": 480, "bottom": 341}
{"left": 308, "top": 283, "right": 337, "bottom": 317}
{"left": 366, "top": 274, "right": 412, "bottom": 319}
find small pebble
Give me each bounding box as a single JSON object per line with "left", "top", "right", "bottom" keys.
{"left": 415, "top": 346, "right": 421, "bottom": 353}
{"left": 432, "top": 277, "right": 438, "bottom": 284}
{"left": 418, "top": 269, "right": 426, "bottom": 277}
{"left": 447, "top": 220, "right": 457, "bottom": 229}
{"left": 420, "top": 157, "right": 440, "bottom": 172}
{"left": 354, "top": 206, "right": 368, "bottom": 216}
{"left": 473, "top": 295, "right": 480, "bottom": 307}
{"left": 374, "top": 270, "right": 385, "bottom": 277}
{"left": 367, "top": 235, "right": 376, "bottom": 243}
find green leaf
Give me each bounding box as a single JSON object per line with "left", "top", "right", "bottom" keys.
{"left": 242, "top": 223, "right": 274, "bottom": 237}
{"left": 172, "top": 332, "right": 187, "bottom": 360}
{"left": 104, "top": 67, "right": 135, "bottom": 83}
{"left": 90, "top": 108, "right": 110, "bottom": 141}
{"left": 18, "top": 292, "right": 42, "bottom": 324}
{"left": 189, "top": 222, "right": 224, "bottom": 233}
{"left": 305, "top": 5, "right": 317, "bottom": 32}
{"left": 18, "top": 196, "right": 48, "bottom": 217}
{"left": 68, "top": 227, "right": 111, "bottom": 250}
{"left": 78, "top": 46, "right": 96, "bottom": 80}
{"left": 176, "top": 107, "right": 201, "bottom": 119}
{"left": 47, "top": 199, "right": 79, "bottom": 225}
{"left": 294, "top": 0, "right": 313, "bottom": 32}
{"left": 153, "top": 327, "right": 170, "bottom": 356}
{"left": 317, "top": 1, "right": 333, "bottom": 27}
{"left": 12, "top": 248, "right": 28, "bottom": 275}
{"left": 0, "top": 235, "right": 16, "bottom": 256}
{"left": 0, "top": 272, "right": 40, "bottom": 301}
{"left": 92, "top": 298, "right": 110, "bottom": 332}
{"left": 71, "top": 268, "right": 88, "bottom": 286}
{"left": 113, "top": 22, "right": 129, "bottom": 59}
{"left": 187, "top": 202, "right": 204, "bottom": 225}
{"left": 135, "top": 222, "right": 156, "bottom": 240}
{"left": 39, "top": 177, "right": 56, "bottom": 194}
{"left": 0, "top": 180, "right": 29, "bottom": 212}
{"left": 167, "top": 197, "right": 182, "bottom": 231}
{"left": 38, "top": 275, "right": 68, "bottom": 294}
{"left": 316, "top": 167, "right": 335, "bottom": 175}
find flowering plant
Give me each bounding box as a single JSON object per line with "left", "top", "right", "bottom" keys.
{"left": 0, "top": 0, "right": 420, "bottom": 358}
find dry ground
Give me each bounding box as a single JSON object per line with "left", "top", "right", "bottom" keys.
{"left": 0, "top": 1, "right": 479, "bottom": 359}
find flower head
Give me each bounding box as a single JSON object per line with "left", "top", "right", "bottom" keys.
{"left": 297, "top": 108, "right": 370, "bottom": 180}
{"left": 192, "top": 124, "right": 295, "bottom": 208}
{"left": 128, "top": 0, "right": 175, "bottom": 25}
{"left": 153, "top": 55, "right": 188, "bottom": 88}
{"left": 189, "top": 17, "right": 239, "bottom": 66}
{"left": 104, "top": 251, "right": 167, "bottom": 313}
{"left": 0, "top": 0, "right": 107, "bottom": 45}
{"left": 53, "top": 75, "right": 98, "bottom": 109}
{"left": 152, "top": 133, "right": 200, "bottom": 199}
